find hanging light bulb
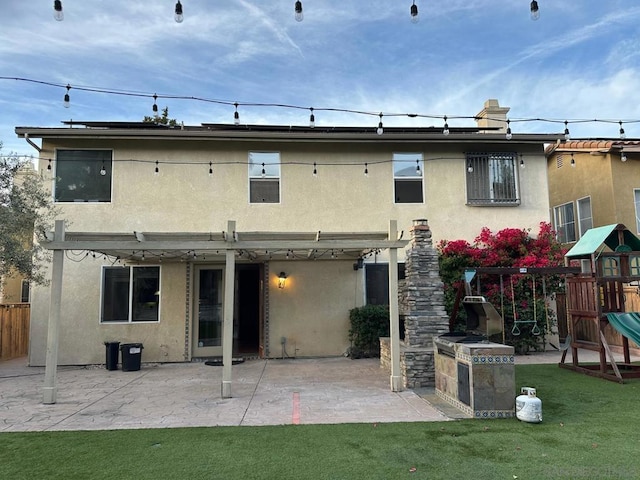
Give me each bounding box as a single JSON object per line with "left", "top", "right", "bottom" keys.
{"left": 234, "top": 103, "right": 240, "bottom": 125}
{"left": 312, "top": 162, "right": 317, "bottom": 177}
{"left": 619, "top": 121, "right": 626, "bottom": 139}
{"left": 154, "top": 160, "right": 159, "bottom": 175}
{"left": 443, "top": 116, "right": 450, "bottom": 136}
{"left": 505, "top": 119, "right": 512, "bottom": 140}
{"left": 295, "top": 1, "right": 303, "bottom": 22}
{"left": 467, "top": 162, "right": 474, "bottom": 173}
{"left": 520, "top": 154, "right": 525, "bottom": 168}
{"left": 564, "top": 120, "right": 571, "bottom": 140}
{"left": 53, "top": 0, "right": 64, "bottom": 21}
{"left": 530, "top": 1, "right": 540, "bottom": 21}
{"left": 100, "top": 160, "right": 107, "bottom": 176}
{"left": 209, "top": 161, "right": 213, "bottom": 176}
{"left": 174, "top": 1, "right": 184, "bottom": 23}
{"left": 152, "top": 94, "right": 158, "bottom": 113}
{"left": 364, "top": 163, "right": 369, "bottom": 177}
{"left": 309, "top": 108, "right": 315, "bottom": 128}
{"left": 410, "top": 1, "right": 419, "bottom": 23}
{"left": 570, "top": 153, "right": 575, "bottom": 167}
{"left": 621, "top": 149, "right": 627, "bottom": 162}
{"left": 415, "top": 159, "right": 421, "bottom": 176}
{"left": 47, "top": 159, "right": 52, "bottom": 171}
{"left": 261, "top": 163, "right": 266, "bottom": 178}
{"left": 376, "top": 113, "right": 384, "bottom": 135}
{"left": 63, "top": 84, "right": 71, "bottom": 108}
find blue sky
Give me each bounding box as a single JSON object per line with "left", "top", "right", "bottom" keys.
{"left": 3, "top": 0, "right": 640, "bottom": 157}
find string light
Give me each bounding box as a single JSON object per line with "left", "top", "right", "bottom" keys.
{"left": 209, "top": 161, "right": 213, "bottom": 176}
{"left": 100, "top": 160, "right": 107, "bottom": 176}
{"left": 376, "top": 113, "right": 384, "bottom": 135}
{"left": 564, "top": 120, "right": 571, "bottom": 140}
{"left": 234, "top": 102, "right": 240, "bottom": 125}
{"left": 294, "top": 1, "right": 303, "bottom": 22}
{"left": 619, "top": 121, "right": 626, "bottom": 139}
{"left": 621, "top": 149, "right": 627, "bottom": 162}
{"left": 152, "top": 94, "right": 158, "bottom": 113}
{"left": 415, "top": 159, "right": 421, "bottom": 176}
{"left": 442, "top": 116, "right": 449, "bottom": 136}
{"left": 410, "top": 1, "right": 419, "bottom": 23}
{"left": 47, "top": 159, "right": 52, "bottom": 171}
{"left": 309, "top": 107, "right": 315, "bottom": 128}
{"left": 312, "top": 161, "right": 317, "bottom": 177}
{"left": 63, "top": 84, "right": 70, "bottom": 108}
{"left": 519, "top": 154, "right": 525, "bottom": 168}
{"left": 530, "top": 1, "right": 540, "bottom": 21}
{"left": 570, "top": 153, "right": 575, "bottom": 167}
{"left": 174, "top": 1, "right": 184, "bottom": 23}
{"left": 467, "top": 162, "right": 473, "bottom": 173}
{"left": 505, "top": 119, "right": 512, "bottom": 140}
{"left": 154, "top": 160, "right": 159, "bottom": 175}
{"left": 261, "top": 163, "right": 266, "bottom": 177}
{"left": 53, "top": 0, "right": 64, "bottom": 21}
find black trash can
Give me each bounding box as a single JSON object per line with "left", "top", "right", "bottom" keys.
{"left": 104, "top": 341, "right": 120, "bottom": 371}
{"left": 120, "top": 343, "right": 144, "bottom": 372}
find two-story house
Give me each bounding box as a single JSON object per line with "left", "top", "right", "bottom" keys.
{"left": 16, "top": 99, "right": 560, "bottom": 383}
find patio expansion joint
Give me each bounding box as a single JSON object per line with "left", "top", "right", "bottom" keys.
{"left": 42, "top": 370, "right": 152, "bottom": 431}
{"left": 239, "top": 360, "right": 268, "bottom": 426}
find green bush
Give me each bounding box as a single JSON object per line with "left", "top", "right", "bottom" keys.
{"left": 348, "top": 305, "right": 389, "bottom": 358}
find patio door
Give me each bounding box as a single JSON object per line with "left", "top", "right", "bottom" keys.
{"left": 193, "top": 267, "right": 224, "bottom": 357}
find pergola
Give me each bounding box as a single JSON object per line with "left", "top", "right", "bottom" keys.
{"left": 40, "top": 219, "right": 409, "bottom": 404}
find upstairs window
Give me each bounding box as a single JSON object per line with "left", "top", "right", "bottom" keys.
{"left": 101, "top": 266, "right": 160, "bottom": 323}
{"left": 249, "top": 152, "right": 280, "bottom": 203}
{"left": 466, "top": 152, "right": 519, "bottom": 206}
{"left": 54, "top": 149, "right": 112, "bottom": 202}
{"left": 577, "top": 196, "right": 593, "bottom": 238}
{"left": 554, "top": 202, "right": 576, "bottom": 243}
{"left": 393, "top": 153, "right": 424, "bottom": 203}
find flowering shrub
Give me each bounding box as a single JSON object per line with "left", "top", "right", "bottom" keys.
{"left": 438, "top": 222, "right": 565, "bottom": 353}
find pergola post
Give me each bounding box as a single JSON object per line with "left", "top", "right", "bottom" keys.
{"left": 388, "top": 220, "right": 402, "bottom": 392}
{"left": 221, "top": 220, "right": 236, "bottom": 398}
{"left": 43, "top": 220, "right": 65, "bottom": 404}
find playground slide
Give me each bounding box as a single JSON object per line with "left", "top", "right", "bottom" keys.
{"left": 606, "top": 312, "right": 640, "bottom": 348}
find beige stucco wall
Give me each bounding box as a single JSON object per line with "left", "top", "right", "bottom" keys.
{"left": 0, "top": 271, "right": 26, "bottom": 304}
{"left": 28, "top": 136, "right": 551, "bottom": 365}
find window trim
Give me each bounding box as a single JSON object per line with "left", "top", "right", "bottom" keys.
{"left": 634, "top": 188, "right": 640, "bottom": 235}
{"left": 248, "top": 151, "right": 281, "bottom": 204}
{"left": 392, "top": 152, "right": 424, "bottom": 204}
{"left": 53, "top": 148, "right": 113, "bottom": 203}
{"left": 553, "top": 201, "right": 576, "bottom": 243}
{"left": 100, "top": 265, "right": 161, "bottom": 324}
{"left": 20, "top": 280, "right": 30, "bottom": 303}
{"left": 576, "top": 195, "right": 593, "bottom": 238}
{"left": 465, "top": 152, "right": 520, "bottom": 206}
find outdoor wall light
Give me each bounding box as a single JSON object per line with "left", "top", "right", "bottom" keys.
{"left": 278, "top": 272, "right": 287, "bottom": 289}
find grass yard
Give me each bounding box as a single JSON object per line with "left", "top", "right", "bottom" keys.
{"left": 1, "top": 364, "right": 639, "bottom": 479}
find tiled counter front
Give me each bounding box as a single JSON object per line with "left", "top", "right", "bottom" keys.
{"left": 434, "top": 337, "right": 515, "bottom": 418}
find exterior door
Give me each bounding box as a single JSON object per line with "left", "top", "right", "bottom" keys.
{"left": 193, "top": 267, "right": 224, "bottom": 357}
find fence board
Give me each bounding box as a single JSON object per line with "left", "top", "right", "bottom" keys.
{"left": 0, "top": 304, "right": 30, "bottom": 360}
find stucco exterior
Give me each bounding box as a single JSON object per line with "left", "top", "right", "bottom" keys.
{"left": 17, "top": 109, "right": 559, "bottom": 367}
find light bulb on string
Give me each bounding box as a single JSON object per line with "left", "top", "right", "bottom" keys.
{"left": 443, "top": 116, "right": 449, "bottom": 136}
{"left": 63, "top": 85, "right": 71, "bottom": 108}
{"left": 152, "top": 94, "right": 158, "bottom": 114}
{"left": 100, "top": 160, "right": 107, "bottom": 176}
{"left": 47, "top": 159, "right": 52, "bottom": 171}
{"left": 312, "top": 162, "right": 317, "bottom": 177}
{"left": 53, "top": 0, "right": 64, "bottom": 21}
{"left": 209, "top": 161, "right": 213, "bottom": 176}
{"left": 309, "top": 108, "right": 315, "bottom": 128}
{"left": 621, "top": 149, "right": 627, "bottom": 162}
{"left": 174, "top": 1, "right": 184, "bottom": 23}
{"left": 234, "top": 103, "right": 240, "bottom": 125}
{"left": 570, "top": 153, "right": 575, "bottom": 167}
{"left": 376, "top": 113, "right": 384, "bottom": 135}
{"left": 619, "top": 121, "right": 626, "bottom": 139}
{"left": 530, "top": 1, "right": 540, "bottom": 21}
{"left": 295, "top": 1, "right": 303, "bottom": 22}
{"left": 467, "top": 162, "right": 474, "bottom": 173}
{"left": 154, "top": 160, "right": 159, "bottom": 175}
{"left": 364, "top": 163, "right": 369, "bottom": 177}
{"left": 261, "top": 163, "right": 266, "bottom": 178}
{"left": 415, "top": 159, "right": 421, "bottom": 176}
{"left": 564, "top": 121, "right": 571, "bottom": 140}
{"left": 410, "top": 1, "right": 419, "bottom": 23}
{"left": 505, "top": 119, "right": 512, "bottom": 140}
{"left": 519, "top": 154, "right": 525, "bottom": 168}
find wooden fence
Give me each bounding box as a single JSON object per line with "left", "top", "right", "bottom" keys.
{"left": 0, "top": 304, "right": 30, "bottom": 360}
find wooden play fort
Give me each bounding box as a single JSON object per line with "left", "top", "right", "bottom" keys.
{"left": 562, "top": 224, "right": 640, "bottom": 382}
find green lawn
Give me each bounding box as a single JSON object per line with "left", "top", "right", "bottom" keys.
{"left": 1, "top": 365, "right": 639, "bottom": 479}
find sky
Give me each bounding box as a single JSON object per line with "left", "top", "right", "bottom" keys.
{"left": 2, "top": 0, "right": 640, "bottom": 157}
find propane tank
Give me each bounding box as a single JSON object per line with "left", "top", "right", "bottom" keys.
{"left": 516, "top": 387, "right": 542, "bottom": 423}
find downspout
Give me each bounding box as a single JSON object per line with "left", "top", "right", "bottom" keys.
{"left": 23, "top": 133, "right": 42, "bottom": 153}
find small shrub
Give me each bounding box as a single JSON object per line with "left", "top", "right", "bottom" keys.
{"left": 348, "top": 305, "right": 390, "bottom": 358}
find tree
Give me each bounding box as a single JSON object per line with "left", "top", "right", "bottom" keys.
{"left": 0, "top": 143, "right": 56, "bottom": 286}
{"left": 143, "top": 107, "right": 179, "bottom": 127}
{"left": 437, "top": 222, "right": 566, "bottom": 353}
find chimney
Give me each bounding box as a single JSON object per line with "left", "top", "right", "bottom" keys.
{"left": 475, "top": 99, "right": 510, "bottom": 133}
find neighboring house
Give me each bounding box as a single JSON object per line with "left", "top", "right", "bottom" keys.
{"left": 546, "top": 140, "right": 640, "bottom": 244}
{"left": 15, "top": 99, "right": 560, "bottom": 370}
{"left": 0, "top": 272, "right": 30, "bottom": 304}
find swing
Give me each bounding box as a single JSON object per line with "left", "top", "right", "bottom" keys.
{"left": 510, "top": 274, "right": 541, "bottom": 336}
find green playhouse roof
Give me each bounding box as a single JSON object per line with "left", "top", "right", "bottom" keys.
{"left": 565, "top": 224, "right": 640, "bottom": 259}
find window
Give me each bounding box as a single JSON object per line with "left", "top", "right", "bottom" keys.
{"left": 635, "top": 189, "right": 640, "bottom": 234}
{"left": 554, "top": 202, "right": 576, "bottom": 243}
{"left": 101, "top": 266, "right": 160, "bottom": 323}
{"left": 393, "top": 153, "right": 424, "bottom": 203}
{"left": 54, "top": 150, "right": 112, "bottom": 202}
{"left": 577, "top": 196, "right": 593, "bottom": 238}
{"left": 20, "top": 280, "right": 30, "bottom": 303}
{"left": 249, "top": 152, "right": 280, "bottom": 203}
{"left": 466, "top": 152, "right": 519, "bottom": 205}
{"left": 365, "top": 263, "right": 405, "bottom": 305}
{"left": 630, "top": 255, "right": 640, "bottom": 277}
{"left": 601, "top": 257, "right": 619, "bottom": 277}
